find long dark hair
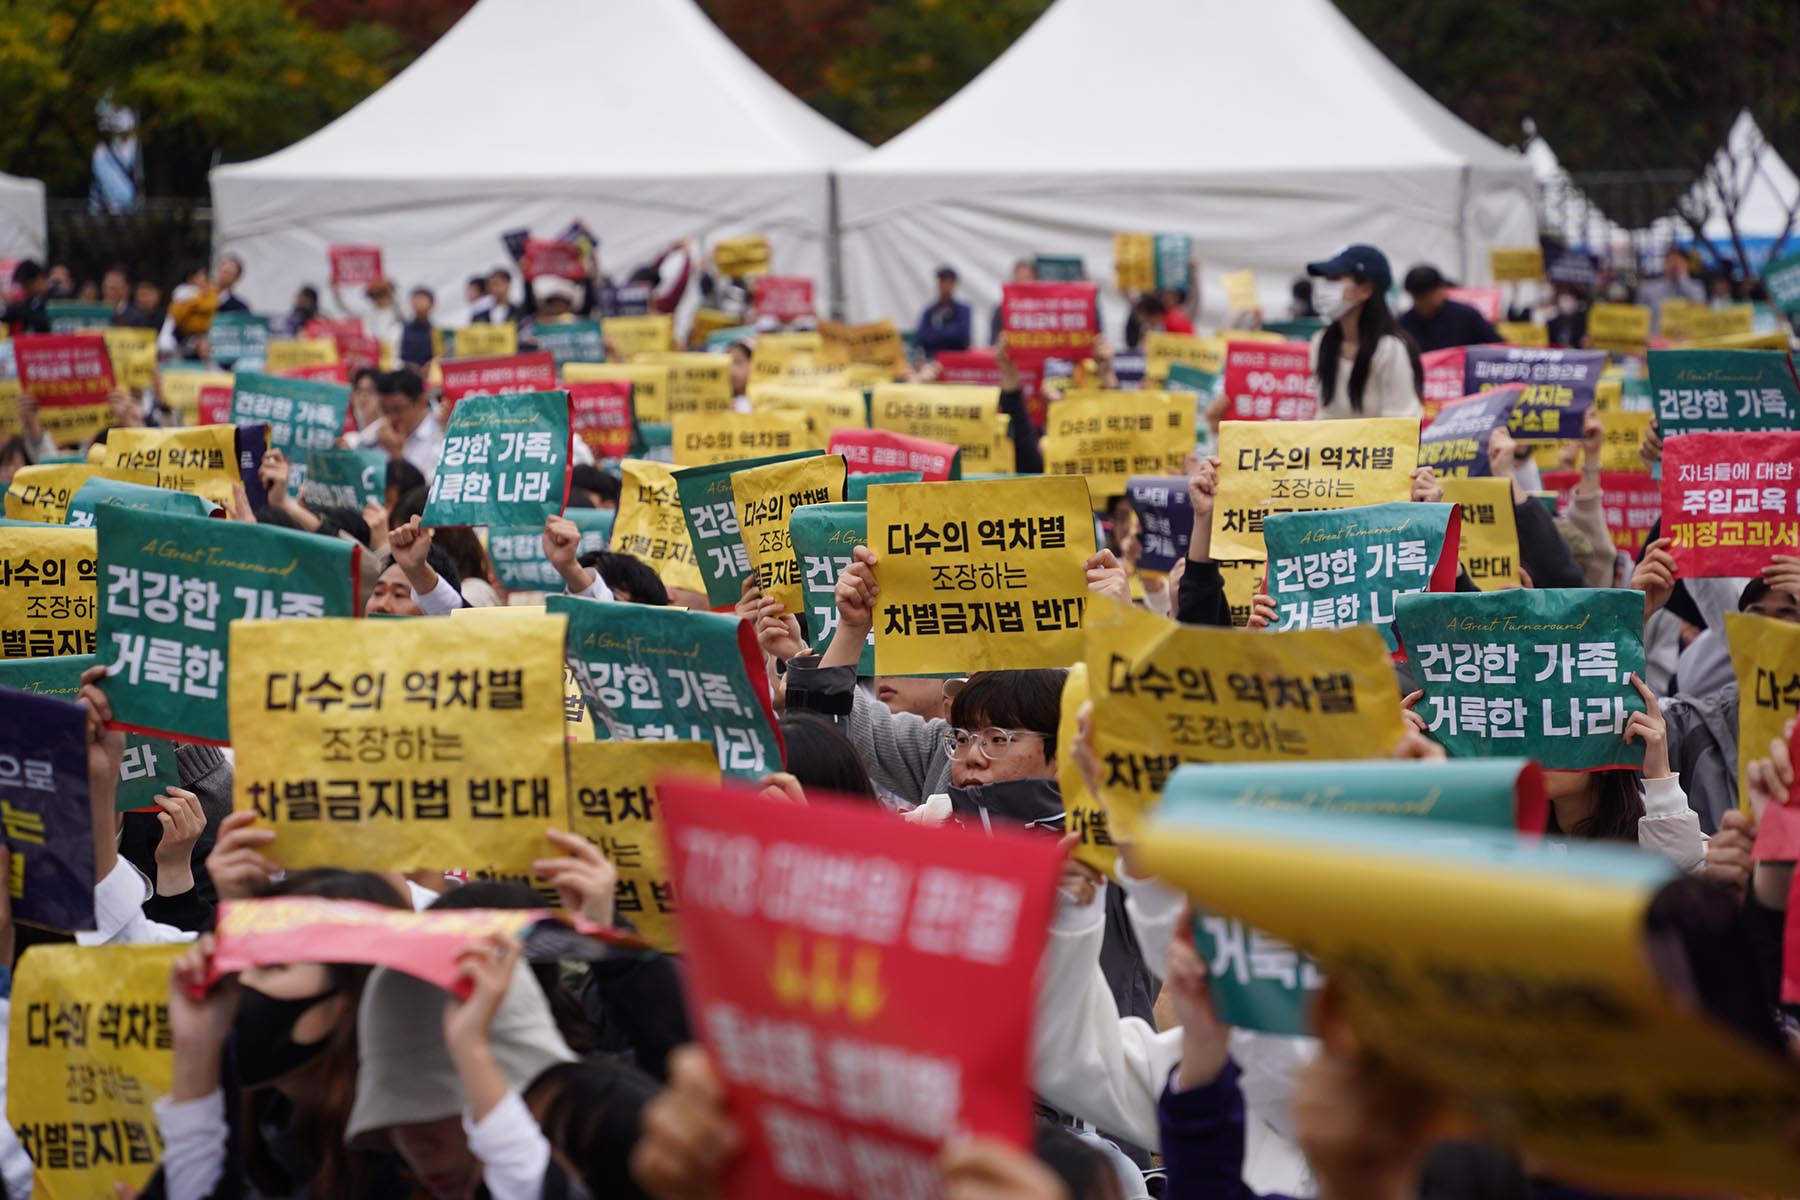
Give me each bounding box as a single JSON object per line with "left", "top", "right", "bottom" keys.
{"left": 1545, "top": 770, "right": 1644, "bottom": 842}
{"left": 1315, "top": 280, "right": 1424, "bottom": 413}
{"left": 244, "top": 869, "right": 408, "bottom": 1199}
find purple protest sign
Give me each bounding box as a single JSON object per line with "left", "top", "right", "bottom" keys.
{"left": 1418, "top": 387, "right": 1522, "bottom": 477}
{"left": 0, "top": 689, "right": 96, "bottom": 932}
{"left": 1126, "top": 475, "right": 1193, "bottom": 574}
{"left": 1463, "top": 347, "right": 1607, "bottom": 441}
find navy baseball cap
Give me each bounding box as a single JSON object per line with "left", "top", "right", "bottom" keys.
{"left": 1306, "top": 244, "right": 1392, "bottom": 292}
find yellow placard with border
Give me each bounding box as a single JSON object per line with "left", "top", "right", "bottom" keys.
{"left": 1222, "top": 269, "right": 1259, "bottom": 312}
{"left": 613, "top": 459, "right": 706, "bottom": 594}
{"left": 1114, "top": 234, "right": 1154, "bottom": 294}
{"left": 103, "top": 426, "right": 241, "bottom": 508}
{"left": 870, "top": 383, "right": 1003, "bottom": 475}
{"left": 0, "top": 524, "right": 96, "bottom": 659}
{"left": 1489, "top": 246, "right": 1545, "bottom": 282}
{"left": 448, "top": 606, "right": 593, "bottom": 742}
{"left": 609, "top": 315, "right": 676, "bottom": 361}
{"left": 454, "top": 322, "right": 517, "bottom": 358}
{"left": 1146, "top": 331, "right": 1222, "bottom": 382}
{"left": 747, "top": 385, "right": 866, "bottom": 451}
{"left": 262, "top": 338, "right": 339, "bottom": 373}
{"left": 227, "top": 614, "right": 570, "bottom": 872}
{"left": 714, "top": 235, "right": 771, "bottom": 280}
{"left": 1587, "top": 303, "right": 1652, "bottom": 355}
{"left": 155, "top": 369, "right": 233, "bottom": 425}
{"left": 8, "top": 943, "right": 182, "bottom": 1198}
{"left": 1210, "top": 417, "right": 1420, "bottom": 560}
{"left": 1043, "top": 389, "right": 1190, "bottom": 499}
{"left": 670, "top": 411, "right": 810, "bottom": 467}
{"left": 102, "top": 327, "right": 158, "bottom": 391}
{"left": 1439, "top": 476, "right": 1519, "bottom": 590}
{"left": 730, "top": 454, "right": 846, "bottom": 612}
{"left": 1727, "top": 611, "right": 1800, "bottom": 813}
{"left": 638, "top": 352, "right": 732, "bottom": 418}
{"left": 818, "top": 319, "right": 904, "bottom": 374}
{"left": 1600, "top": 409, "right": 1653, "bottom": 473}
{"left": 1496, "top": 321, "right": 1548, "bottom": 347}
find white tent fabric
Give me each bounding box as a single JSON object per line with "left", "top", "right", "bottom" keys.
{"left": 837, "top": 0, "right": 1536, "bottom": 337}
{"left": 210, "top": 0, "right": 866, "bottom": 315}
{"left": 0, "top": 172, "right": 47, "bottom": 261}
{"left": 1524, "top": 135, "right": 1628, "bottom": 258}
{"left": 1646, "top": 110, "right": 1800, "bottom": 264}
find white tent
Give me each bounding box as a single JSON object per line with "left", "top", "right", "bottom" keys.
{"left": 210, "top": 0, "right": 866, "bottom": 316}
{"left": 0, "top": 171, "right": 47, "bottom": 261}
{"left": 1524, "top": 134, "right": 1629, "bottom": 260}
{"left": 1648, "top": 110, "right": 1800, "bottom": 267}
{"left": 836, "top": 0, "right": 1537, "bottom": 337}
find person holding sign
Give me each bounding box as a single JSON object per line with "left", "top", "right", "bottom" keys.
{"left": 1304, "top": 244, "right": 1423, "bottom": 419}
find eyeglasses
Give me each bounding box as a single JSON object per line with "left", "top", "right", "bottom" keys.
{"left": 942, "top": 726, "right": 1045, "bottom": 761}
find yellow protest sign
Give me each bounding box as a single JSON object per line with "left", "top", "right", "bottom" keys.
{"left": 1658, "top": 300, "right": 1704, "bottom": 344}
{"left": 842, "top": 362, "right": 894, "bottom": 390}
{"left": 5, "top": 464, "right": 100, "bottom": 523}
{"left": 686, "top": 307, "right": 739, "bottom": 350}
{"left": 1591, "top": 376, "right": 1624, "bottom": 414}
{"left": 819, "top": 318, "right": 906, "bottom": 374}
{"left": 1687, "top": 328, "right": 1791, "bottom": 351}
{"left": 1496, "top": 321, "right": 1548, "bottom": 347}
{"left": 567, "top": 740, "right": 719, "bottom": 952}
{"left": 747, "top": 385, "right": 865, "bottom": 451}
{"left": 454, "top": 322, "right": 517, "bottom": 358}
{"left": 103, "top": 426, "right": 241, "bottom": 508}
{"left": 1058, "top": 659, "right": 1121, "bottom": 873}
{"left": 262, "top": 337, "right": 338, "bottom": 373}
{"left": 102, "top": 327, "right": 157, "bottom": 391}
{"left": 870, "top": 383, "right": 1003, "bottom": 474}
{"left": 608, "top": 314, "right": 676, "bottom": 361}
{"left": 1209, "top": 417, "right": 1420, "bottom": 560}
{"left": 1145, "top": 331, "right": 1222, "bottom": 382}
{"left": 1133, "top": 809, "right": 1800, "bottom": 1196}
{"left": 1222, "top": 269, "right": 1259, "bottom": 312}
{"left": 1218, "top": 560, "right": 1263, "bottom": 627}
{"left": 1439, "top": 476, "right": 1519, "bottom": 589}
{"left": 639, "top": 352, "right": 733, "bottom": 417}
{"left": 867, "top": 476, "right": 1093, "bottom": 675}
{"left": 1727, "top": 612, "right": 1800, "bottom": 813}
{"left": 448, "top": 606, "right": 592, "bottom": 741}
{"left": 671, "top": 411, "right": 810, "bottom": 467}
{"left": 9, "top": 943, "right": 181, "bottom": 1198}
{"left": 1489, "top": 245, "right": 1545, "bottom": 282}
{"left": 754, "top": 331, "right": 823, "bottom": 360}
{"left": 1043, "top": 390, "right": 1190, "bottom": 499}
{"left": 613, "top": 459, "right": 706, "bottom": 594}
{"left": 1084, "top": 598, "right": 1403, "bottom": 839}
{"left": 566, "top": 362, "right": 669, "bottom": 425}
{"left": 1114, "top": 233, "right": 1154, "bottom": 293}
{"left": 0, "top": 525, "right": 96, "bottom": 658}
{"left": 228, "top": 614, "right": 571, "bottom": 872}
{"left": 1587, "top": 303, "right": 1652, "bottom": 355}
{"left": 1670, "top": 303, "right": 1754, "bottom": 344}
{"left": 714, "top": 234, "right": 771, "bottom": 279}
{"left": 155, "top": 369, "right": 233, "bottom": 425}
{"left": 0, "top": 379, "right": 22, "bottom": 440}
{"left": 1600, "top": 409, "right": 1653, "bottom": 472}
{"left": 730, "top": 454, "right": 846, "bottom": 612}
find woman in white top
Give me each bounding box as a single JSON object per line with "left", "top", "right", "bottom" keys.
{"left": 1304, "top": 243, "right": 1423, "bottom": 419}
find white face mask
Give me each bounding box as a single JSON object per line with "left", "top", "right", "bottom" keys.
{"left": 1312, "top": 279, "right": 1355, "bottom": 321}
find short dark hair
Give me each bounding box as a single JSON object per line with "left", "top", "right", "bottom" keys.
{"left": 950, "top": 668, "right": 1067, "bottom": 758}
{"left": 377, "top": 541, "right": 461, "bottom": 595}
{"left": 779, "top": 712, "right": 876, "bottom": 799}
{"left": 570, "top": 464, "right": 620, "bottom": 504}
{"left": 388, "top": 485, "right": 428, "bottom": 528}
{"left": 410, "top": 286, "right": 435, "bottom": 303}
{"left": 378, "top": 368, "right": 423, "bottom": 402}
{"left": 351, "top": 367, "right": 380, "bottom": 389}
{"left": 1131, "top": 294, "right": 1166, "bottom": 318}
{"left": 219, "top": 253, "right": 244, "bottom": 275}
{"left": 385, "top": 458, "right": 426, "bottom": 497}
{"left": 0, "top": 436, "right": 33, "bottom": 468}
{"left": 12, "top": 260, "right": 42, "bottom": 287}
{"left": 466, "top": 275, "right": 486, "bottom": 291}
{"left": 578, "top": 550, "right": 668, "bottom": 605}
{"left": 488, "top": 267, "right": 512, "bottom": 284}
{"left": 297, "top": 285, "right": 319, "bottom": 307}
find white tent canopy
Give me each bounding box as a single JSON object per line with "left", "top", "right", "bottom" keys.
{"left": 1524, "top": 133, "right": 1629, "bottom": 259}
{"left": 1647, "top": 110, "right": 1800, "bottom": 265}
{"left": 211, "top": 0, "right": 866, "bottom": 316}
{"left": 836, "top": 0, "right": 1537, "bottom": 337}
{"left": 0, "top": 172, "right": 47, "bottom": 261}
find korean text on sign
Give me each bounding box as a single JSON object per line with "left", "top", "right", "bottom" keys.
{"left": 1438, "top": 476, "right": 1519, "bottom": 590}
{"left": 1393, "top": 588, "right": 1647, "bottom": 771}
{"left": 1726, "top": 612, "right": 1800, "bottom": 814}
{"left": 675, "top": 450, "right": 819, "bottom": 608}
{"left": 0, "top": 525, "right": 97, "bottom": 660}
{"left": 1661, "top": 431, "right": 1800, "bottom": 578}
{"left": 1647, "top": 349, "right": 1800, "bottom": 436}
{"left": 867, "top": 476, "right": 1093, "bottom": 676}
{"left": 732, "top": 454, "right": 847, "bottom": 614}
{"left": 659, "top": 777, "right": 1062, "bottom": 1199}
{"left": 612, "top": 459, "right": 706, "bottom": 595}
{"left": 790, "top": 502, "right": 875, "bottom": 676}
{"left": 0, "top": 688, "right": 97, "bottom": 932}
{"left": 228, "top": 614, "right": 570, "bottom": 873}
{"left": 424, "top": 389, "right": 570, "bottom": 528}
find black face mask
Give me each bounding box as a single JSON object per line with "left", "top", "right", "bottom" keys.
{"left": 232, "top": 984, "right": 341, "bottom": 1087}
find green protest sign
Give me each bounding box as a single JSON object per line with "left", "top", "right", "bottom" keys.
{"left": 1033, "top": 255, "right": 1086, "bottom": 281}
{"left": 547, "top": 594, "right": 783, "bottom": 777}
{"left": 673, "top": 449, "right": 818, "bottom": 607}
{"left": 1393, "top": 588, "right": 1647, "bottom": 771}
{"left": 96, "top": 506, "right": 361, "bottom": 743}
{"left": 789, "top": 501, "right": 873, "bottom": 673}
{"left": 1261, "top": 319, "right": 1326, "bottom": 342}
{"left": 1152, "top": 234, "right": 1192, "bottom": 292}
{"left": 489, "top": 508, "right": 613, "bottom": 591}
{"left": 705, "top": 325, "right": 759, "bottom": 353}
{"left": 209, "top": 311, "right": 272, "bottom": 367}
{"left": 1157, "top": 758, "right": 1548, "bottom": 833}
{"left": 0, "top": 653, "right": 182, "bottom": 811}
{"left": 1164, "top": 361, "right": 1218, "bottom": 398}
{"left": 45, "top": 302, "right": 113, "bottom": 333}
{"left": 1192, "top": 911, "right": 1322, "bottom": 1036}
{"left": 1646, "top": 348, "right": 1800, "bottom": 435}
{"left": 1263, "top": 501, "right": 1460, "bottom": 652}
{"left": 302, "top": 448, "right": 388, "bottom": 511}
{"left": 64, "top": 478, "right": 216, "bottom": 529}
{"left": 844, "top": 471, "right": 921, "bottom": 502}
{"left": 1764, "top": 248, "right": 1800, "bottom": 317}
{"left": 422, "top": 390, "right": 570, "bottom": 528}
{"left": 535, "top": 319, "right": 604, "bottom": 368}
{"left": 229, "top": 372, "right": 352, "bottom": 488}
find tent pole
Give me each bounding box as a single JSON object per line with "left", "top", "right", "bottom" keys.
{"left": 1458, "top": 165, "right": 1473, "bottom": 282}
{"left": 827, "top": 172, "right": 845, "bottom": 321}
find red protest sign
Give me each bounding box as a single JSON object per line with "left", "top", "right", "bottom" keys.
{"left": 934, "top": 349, "right": 1000, "bottom": 388}
{"left": 328, "top": 245, "right": 384, "bottom": 287}
{"left": 441, "top": 351, "right": 557, "bottom": 406}
{"left": 828, "top": 428, "right": 959, "bottom": 482}
{"left": 1542, "top": 469, "right": 1661, "bottom": 555}
{"left": 1756, "top": 725, "right": 1800, "bottom": 863}
{"left": 13, "top": 333, "right": 115, "bottom": 408}
{"left": 1446, "top": 286, "right": 1503, "bottom": 323}
{"left": 522, "top": 238, "right": 586, "bottom": 282}
{"left": 1420, "top": 346, "right": 1469, "bottom": 427}
{"left": 1222, "top": 340, "right": 1317, "bottom": 421}
{"left": 1001, "top": 281, "right": 1096, "bottom": 381}
{"left": 303, "top": 316, "right": 365, "bottom": 341}
{"left": 334, "top": 330, "right": 381, "bottom": 375}
{"left": 753, "top": 276, "right": 816, "bottom": 323}
{"left": 1661, "top": 431, "right": 1800, "bottom": 578}
{"left": 197, "top": 385, "right": 234, "bottom": 428}
{"left": 569, "top": 379, "right": 633, "bottom": 460}
{"left": 279, "top": 361, "right": 350, "bottom": 384}
{"left": 659, "top": 779, "right": 1062, "bottom": 1197}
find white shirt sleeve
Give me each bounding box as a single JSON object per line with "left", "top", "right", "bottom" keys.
{"left": 154, "top": 1089, "right": 230, "bottom": 1200}
{"left": 465, "top": 1090, "right": 551, "bottom": 1200}
{"left": 1112, "top": 866, "right": 1184, "bottom": 981}
{"left": 571, "top": 571, "right": 615, "bottom": 603}
{"left": 412, "top": 573, "right": 465, "bottom": 616}
{"left": 76, "top": 859, "right": 195, "bottom": 946}
{"left": 1639, "top": 775, "right": 1707, "bottom": 875}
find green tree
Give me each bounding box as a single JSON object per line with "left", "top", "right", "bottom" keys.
{"left": 0, "top": 0, "right": 399, "bottom": 196}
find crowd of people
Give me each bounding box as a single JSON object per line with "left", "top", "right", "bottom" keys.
{"left": 0, "top": 220, "right": 1797, "bottom": 1200}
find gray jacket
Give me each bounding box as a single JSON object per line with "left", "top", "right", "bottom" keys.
{"left": 784, "top": 661, "right": 952, "bottom": 805}
{"left": 1662, "top": 685, "right": 1738, "bottom": 834}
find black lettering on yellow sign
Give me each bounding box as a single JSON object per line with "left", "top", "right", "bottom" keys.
{"left": 769, "top": 931, "right": 886, "bottom": 1022}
